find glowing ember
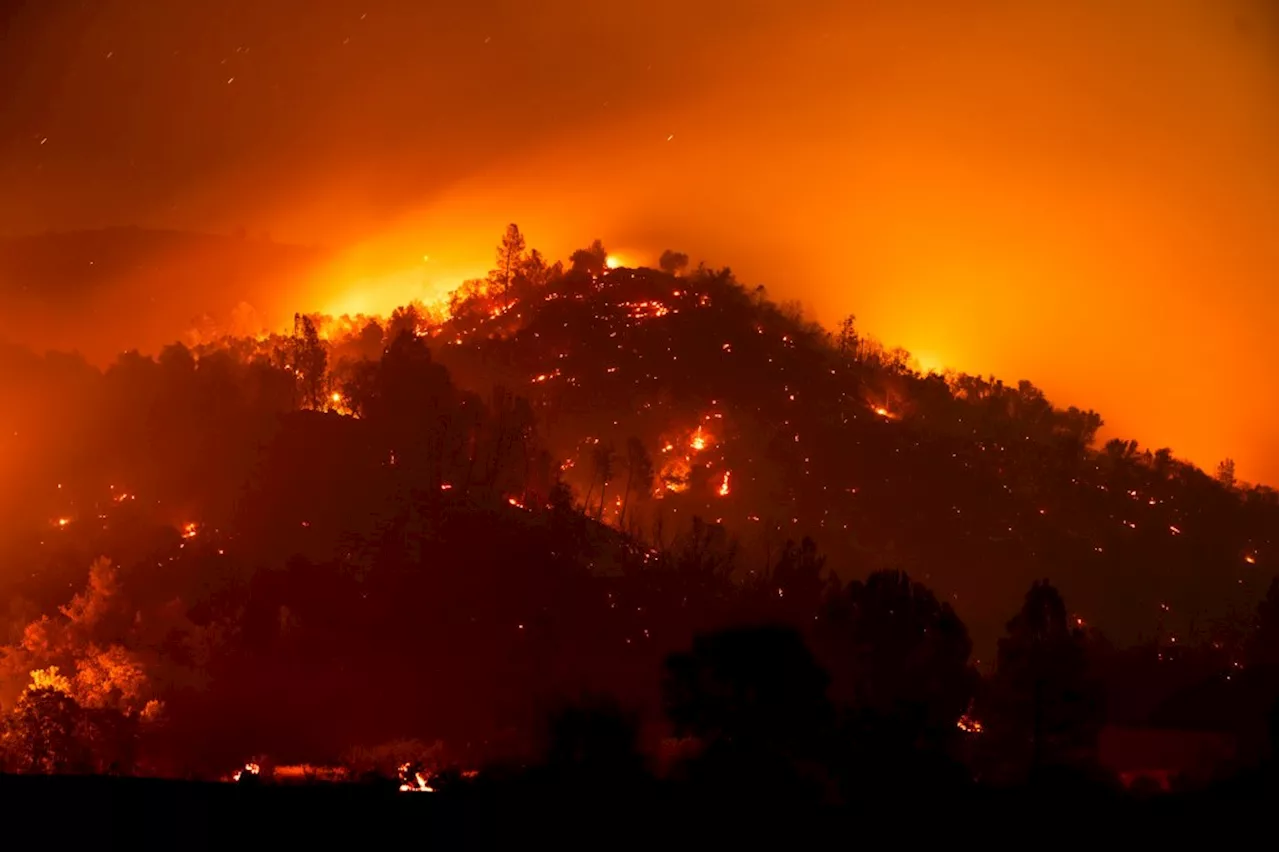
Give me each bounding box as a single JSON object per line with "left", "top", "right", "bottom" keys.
{"left": 874, "top": 406, "right": 890, "bottom": 418}
{"left": 181, "top": 522, "right": 198, "bottom": 539}
{"left": 956, "top": 714, "right": 984, "bottom": 734}
{"left": 1244, "top": 554, "right": 1257, "bottom": 564}
{"left": 1168, "top": 525, "right": 1181, "bottom": 535}
{"left": 690, "top": 427, "right": 708, "bottom": 452}
{"left": 718, "top": 470, "right": 731, "bottom": 497}
{"left": 232, "top": 762, "right": 261, "bottom": 782}
{"left": 55, "top": 517, "right": 71, "bottom": 529}
{"left": 397, "top": 762, "right": 435, "bottom": 793}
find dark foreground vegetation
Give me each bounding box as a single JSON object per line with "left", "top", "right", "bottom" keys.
{"left": 0, "top": 228, "right": 1273, "bottom": 835}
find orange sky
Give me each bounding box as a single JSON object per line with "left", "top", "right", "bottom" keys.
{"left": 1, "top": 0, "right": 1275, "bottom": 483}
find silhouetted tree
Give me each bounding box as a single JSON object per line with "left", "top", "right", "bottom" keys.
{"left": 1246, "top": 577, "right": 1277, "bottom": 672}
{"left": 587, "top": 441, "right": 616, "bottom": 520}
{"left": 1, "top": 687, "right": 87, "bottom": 774}
{"left": 818, "top": 570, "right": 974, "bottom": 750}
{"left": 570, "top": 239, "right": 608, "bottom": 276}
{"left": 984, "top": 581, "right": 1104, "bottom": 781}
{"left": 619, "top": 437, "right": 654, "bottom": 528}
{"left": 836, "top": 314, "right": 859, "bottom": 359}
{"left": 494, "top": 223, "right": 526, "bottom": 306}
{"left": 658, "top": 250, "right": 689, "bottom": 275}
{"left": 1215, "top": 458, "right": 1237, "bottom": 489}
{"left": 664, "top": 625, "right": 830, "bottom": 753}
{"left": 290, "top": 313, "right": 328, "bottom": 409}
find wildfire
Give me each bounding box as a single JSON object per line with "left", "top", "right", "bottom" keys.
{"left": 604, "top": 255, "right": 622, "bottom": 270}
{"left": 690, "top": 427, "right": 708, "bottom": 452}
{"left": 232, "top": 762, "right": 261, "bottom": 782}
{"left": 718, "top": 470, "right": 732, "bottom": 497}
{"left": 619, "top": 300, "right": 671, "bottom": 321}
{"left": 181, "top": 522, "right": 198, "bottom": 539}
{"left": 398, "top": 762, "right": 435, "bottom": 793}
{"left": 956, "top": 714, "right": 984, "bottom": 734}
{"left": 874, "top": 406, "right": 890, "bottom": 418}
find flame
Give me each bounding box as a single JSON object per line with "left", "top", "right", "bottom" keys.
{"left": 690, "top": 426, "right": 708, "bottom": 452}
{"left": 397, "top": 762, "right": 435, "bottom": 793}
{"left": 718, "top": 470, "right": 731, "bottom": 497}
{"left": 181, "top": 522, "right": 198, "bottom": 539}
{"left": 605, "top": 255, "right": 622, "bottom": 270}
{"left": 55, "top": 517, "right": 72, "bottom": 529}
{"left": 956, "top": 714, "right": 984, "bottom": 734}
{"left": 874, "top": 406, "right": 890, "bottom": 418}
{"left": 232, "top": 762, "right": 261, "bottom": 782}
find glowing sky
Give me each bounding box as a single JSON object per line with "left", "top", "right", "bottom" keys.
{"left": 0, "top": 0, "right": 1274, "bottom": 483}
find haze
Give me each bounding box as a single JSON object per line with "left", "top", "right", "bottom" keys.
{"left": 0, "top": 0, "right": 1274, "bottom": 483}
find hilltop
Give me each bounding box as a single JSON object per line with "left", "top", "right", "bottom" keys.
{"left": 422, "top": 242, "right": 1275, "bottom": 652}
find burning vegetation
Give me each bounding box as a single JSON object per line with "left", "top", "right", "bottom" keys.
{"left": 0, "top": 226, "right": 1273, "bottom": 794}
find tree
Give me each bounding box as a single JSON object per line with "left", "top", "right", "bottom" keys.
{"left": 984, "top": 581, "right": 1103, "bottom": 779}
{"left": 290, "top": 313, "right": 328, "bottom": 410}
{"left": 516, "top": 248, "right": 559, "bottom": 292}
{"left": 1245, "top": 577, "right": 1277, "bottom": 673}
{"left": 570, "top": 239, "right": 608, "bottom": 276}
{"left": 658, "top": 249, "right": 689, "bottom": 275}
{"left": 1, "top": 687, "right": 87, "bottom": 774}
{"left": 590, "top": 441, "right": 616, "bottom": 520}
{"left": 836, "top": 315, "right": 859, "bottom": 359}
{"left": 1215, "top": 458, "right": 1237, "bottom": 489}
{"left": 494, "top": 223, "right": 526, "bottom": 306}
{"left": 1104, "top": 438, "right": 1139, "bottom": 463}
{"left": 664, "top": 625, "right": 830, "bottom": 753}
{"left": 817, "top": 570, "right": 974, "bottom": 749}
{"left": 618, "top": 437, "right": 654, "bottom": 528}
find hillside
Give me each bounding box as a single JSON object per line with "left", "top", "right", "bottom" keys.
{"left": 0, "top": 234, "right": 1272, "bottom": 775}
{"left": 426, "top": 251, "right": 1275, "bottom": 652}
